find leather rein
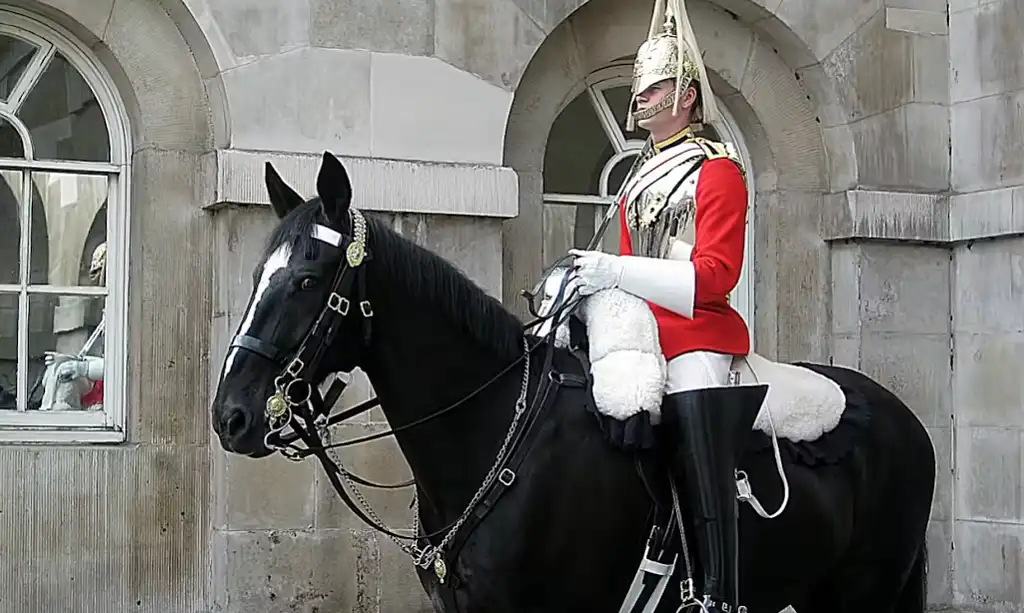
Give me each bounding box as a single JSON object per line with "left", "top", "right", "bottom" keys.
{"left": 224, "top": 207, "right": 580, "bottom": 578}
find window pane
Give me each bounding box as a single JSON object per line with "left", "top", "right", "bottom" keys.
{"left": 543, "top": 90, "right": 614, "bottom": 195}
{"left": 606, "top": 152, "right": 641, "bottom": 197}
{"left": 28, "top": 172, "right": 108, "bottom": 287}
{"left": 0, "top": 169, "right": 21, "bottom": 284}
{"left": 695, "top": 123, "right": 721, "bottom": 141}
{"left": 0, "top": 33, "right": 37, "bottom": 102}
{"left": 18, "top": 51, "right": 110, "bottom": 162}
{"left": 601, "top": 85, "right": 648, "bottom": 143}
{"left": 26, "top": 292, "right": 105, "bottom": 411}
{"left": 542, "top": 202, "right": 577, "bottom": 263}
{"left": 0, "top": 116, "right": 25, "bottom": 157}
{"left": 0, "top": 290, "right": 14, "bottom": 410}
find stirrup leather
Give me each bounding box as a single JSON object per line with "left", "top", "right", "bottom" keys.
{"left": 617, "top": 524, "right": 678, "bottom": 613}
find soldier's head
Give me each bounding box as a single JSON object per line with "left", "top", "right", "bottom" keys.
{"left": 628, "top": 0, "right": 717, "bottom": 139}
{"left": 88, "top": 242, "right": 106, "bottom": 285}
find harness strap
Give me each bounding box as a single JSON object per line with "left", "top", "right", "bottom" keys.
{"left": 429, "top": 336, "right": 561, "bottom": 592}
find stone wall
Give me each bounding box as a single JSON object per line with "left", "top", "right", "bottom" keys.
{"left": 4, "top": 0, "right": 1020, "bottom": 610}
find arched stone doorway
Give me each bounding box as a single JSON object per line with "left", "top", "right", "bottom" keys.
{"left": 503, "top": 0, "right": 833, "bottom": 362}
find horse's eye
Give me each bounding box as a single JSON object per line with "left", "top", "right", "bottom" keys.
{"left": 300, "top": 277, "right": 317, "bottom": 291}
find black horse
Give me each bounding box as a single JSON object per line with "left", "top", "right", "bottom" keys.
{"left": 210, "top": 151, "right": 937, "bottom": 613}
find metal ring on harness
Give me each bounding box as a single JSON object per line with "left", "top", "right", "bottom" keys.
{"left": 284, "top": 378, "right": 313, "bottom": 407}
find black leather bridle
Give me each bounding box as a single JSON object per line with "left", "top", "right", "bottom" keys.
{"left": 227, "top": 208, "right": 374, "bottom": 445}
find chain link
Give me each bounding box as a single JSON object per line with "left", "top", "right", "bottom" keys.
{"left": 317, "top": 337, "right": 533, "bottom": 570}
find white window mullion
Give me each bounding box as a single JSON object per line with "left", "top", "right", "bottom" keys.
{"left": 587, "top": 86, "right": 625, "bottom": 154}
{"left": 15, "top": 168, "right": 30, "bottom": 412}
{"left": 0, "top": 158, "right": 119, "bottom": 174}
{"left": 15, "top": 289, "right": 26, "bottom": 413}
{"left": 5, "top": 39, "right": 53, "bottom": 118}
{"left": 23, "top": 284, "right": 107, "bottom": 296}
{"left": 104, "top": 170, "right": 127, "bottom": 434}
{"left": 542, "top": 193, "right": 616, "bottom": 206}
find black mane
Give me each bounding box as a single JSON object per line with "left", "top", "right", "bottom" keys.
{"left": 263, "top": 200, "right": 524, "bottom": 361}
{"left": 364, "top": 213, "right": 524, "bottom": 361}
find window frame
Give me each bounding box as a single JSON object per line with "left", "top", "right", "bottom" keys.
{"left": 0, "top": 7, "right": 132, "bottom": 444}
{"left": 541, "top": 63, "right": 756, "bottom": 346}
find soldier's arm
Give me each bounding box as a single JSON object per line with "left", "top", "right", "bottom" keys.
{"left": 691, "top": 158, "right": 747, "bottom": 304}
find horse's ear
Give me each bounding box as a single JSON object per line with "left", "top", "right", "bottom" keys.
{"left": 265, "top": 161, "right": 304, "bottom": 219}
{"left": 316, "top": 151, "right": 352, "bottom": 227}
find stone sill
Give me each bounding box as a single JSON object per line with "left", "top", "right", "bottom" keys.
{"left": 200, "top": 148, "right": 519, "bottom": 218}
{"left": 821, "top": 187, "right": 1024, "bottom": 244}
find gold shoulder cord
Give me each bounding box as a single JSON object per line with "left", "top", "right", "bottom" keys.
{"left": 693, "top": 136, "right": 746, "bottom": 179}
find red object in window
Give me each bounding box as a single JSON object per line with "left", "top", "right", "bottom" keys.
{"left": 81, "top": 379, "right": 104, "bottom": 407}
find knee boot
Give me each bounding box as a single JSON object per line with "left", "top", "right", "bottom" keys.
{"left": 661, "top": 384, "right": 768, "bottom": 612}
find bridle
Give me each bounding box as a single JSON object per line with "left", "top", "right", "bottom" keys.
{"left": 228, "top": 208, "right": 373, "bottom": 439}
{"left": 223, "top": 205, "right": 572, "bottom": 588}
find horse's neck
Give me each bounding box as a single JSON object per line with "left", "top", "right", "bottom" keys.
{"left": 359, "top": 293, "right": 519, "bottom": 525}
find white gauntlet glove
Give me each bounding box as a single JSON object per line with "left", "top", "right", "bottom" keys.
{"left": 570, "top": 248, "right": 697, "bottom": 318}
{"left": 568, "top": 249, "right": 623, "bottom": 296}
{"left": 55, "top": 357, "right": 104, "bottom": 382}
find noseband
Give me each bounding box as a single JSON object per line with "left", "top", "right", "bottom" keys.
{"left": 227, "top": 208, "right": 374, "bottom": 443}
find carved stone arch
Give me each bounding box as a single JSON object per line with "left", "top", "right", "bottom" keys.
{"left": 503, "top": 0, "right": 839, "bottom": 360}
{"left": 29, "top": 0, "right": 226, "bottom": 150}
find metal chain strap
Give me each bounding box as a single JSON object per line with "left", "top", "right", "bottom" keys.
{"left": 316, "top": 337, "right": 532, "bottom": 570}
{"left": 320, "top": 421, "right": 422, "bottom": 557}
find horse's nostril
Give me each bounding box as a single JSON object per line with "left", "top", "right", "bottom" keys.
{"left": 223, "top": 408, "right": 250, "bottom": 439}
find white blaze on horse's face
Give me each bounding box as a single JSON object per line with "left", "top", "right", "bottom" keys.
{"left": 221, "top": 242, "right": 293, "bottom": 381}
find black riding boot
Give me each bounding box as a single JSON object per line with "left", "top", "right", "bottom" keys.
{"left": 661, "top": 384, "right": 768, "bottom": 612}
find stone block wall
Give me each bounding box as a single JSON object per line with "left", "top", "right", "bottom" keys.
{"left": 9, "top": 0, "right": 1020, "bottom": 609}
{"left": 947, "top": 0, "right": 1024, "bottom": 608}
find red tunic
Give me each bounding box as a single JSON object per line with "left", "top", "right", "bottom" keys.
{"left": 618, "top": 156, "right": 751, "bottom": 361}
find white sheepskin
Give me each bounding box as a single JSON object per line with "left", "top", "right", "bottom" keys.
{"left": 553, "top": 285, "right": 847, "bottom": 442}
{"left": 554, "top": 287, "right": 667, "bottom": 421}
{"left": 590, "top": 350, "right": 666, "bottom": 421}
{"left": 739, "top": 353, "right": 846, "bottom": 442}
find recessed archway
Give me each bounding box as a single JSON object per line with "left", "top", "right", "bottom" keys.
{"left": 502, "top": 0, "right": 836, "bottom": 361}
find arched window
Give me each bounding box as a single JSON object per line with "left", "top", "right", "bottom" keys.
{"left": 0, "top": 8, "right": 131, "bottom": 443}
{"left": 542, "top": 62, "right": 755, "bottom": 339}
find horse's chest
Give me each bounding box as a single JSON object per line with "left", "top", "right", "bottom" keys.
{"left": 442, "top": 436, "right": 653, "bottom": 611}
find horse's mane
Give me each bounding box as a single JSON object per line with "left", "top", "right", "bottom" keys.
{"left": 263, "top": 200, "right": 524, "bottom": 362}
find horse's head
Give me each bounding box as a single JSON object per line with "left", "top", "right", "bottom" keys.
{"left": 211, "top": 151, "right": 370, "bottom": 456}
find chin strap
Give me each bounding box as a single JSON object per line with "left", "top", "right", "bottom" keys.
{"left": 616, "top": 255, "right": 696, "bottom": 319}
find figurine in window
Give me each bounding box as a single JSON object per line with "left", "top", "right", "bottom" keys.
{"left": 39, "top": 242, "right": 106, "bottom": 411}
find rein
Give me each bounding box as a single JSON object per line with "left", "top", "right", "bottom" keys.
{"left": 226, "top": 207, "right": 579, "bottom": 586}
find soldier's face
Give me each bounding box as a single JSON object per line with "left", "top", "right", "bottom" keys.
{"left": 634, "top": 80, "right": 697, "bottom": 134}
{"left": 634, "top": 80, "right": 674, "bottom": 112}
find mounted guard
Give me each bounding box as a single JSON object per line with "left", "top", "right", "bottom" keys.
{"left": 565, "top": 0, "right": 768, "bottom": 610}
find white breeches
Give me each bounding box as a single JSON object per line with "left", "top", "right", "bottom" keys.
{"left": 665, "top": 350, "right": 734, "bottom": 394}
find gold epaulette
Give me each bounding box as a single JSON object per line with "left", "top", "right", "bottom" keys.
{"left": 693, "top": 136, "right": 745, "bottom": 177}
